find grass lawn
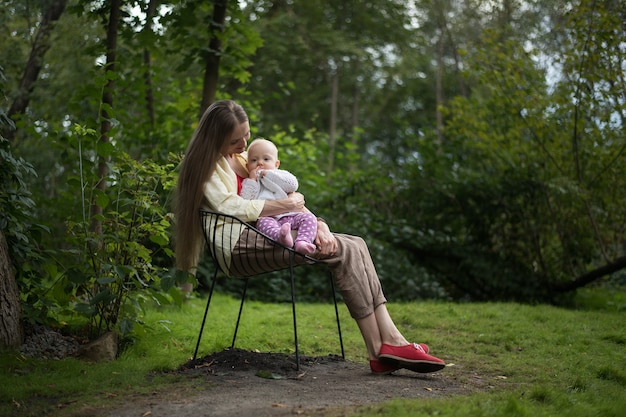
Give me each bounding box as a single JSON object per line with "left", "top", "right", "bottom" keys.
{"left": 1, "top": 286, "right": 625, "bottom": 416}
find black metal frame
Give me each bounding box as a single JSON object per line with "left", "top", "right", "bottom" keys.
{"left": 193, "top": 209, "right": 345, "bottom": 370}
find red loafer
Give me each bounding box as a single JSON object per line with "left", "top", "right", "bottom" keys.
{"left": 370, "top": 359, "right": 399, "bottom": 375}
{"left": 379, "top": 343, "right": 446, "bottom": 373}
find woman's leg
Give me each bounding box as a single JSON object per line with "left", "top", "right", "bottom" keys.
{"left": 356, "top": 304, "right": 410, "bottom": 360}
{"left": 323, "top": 234, "right": 445, "bottom": 372}
{"left": 321, "top": 234, "right": 386, "bottom": 318}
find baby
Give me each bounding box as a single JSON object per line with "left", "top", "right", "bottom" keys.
{"left": 239, "top": 138, "right": 317, "bottom": 255}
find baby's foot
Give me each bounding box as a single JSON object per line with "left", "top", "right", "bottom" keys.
{"left": 295, "top": 241, "right": 316, "bottom": 255}
{"left": 278, "top": 223, "right": 294, "bottom": 247}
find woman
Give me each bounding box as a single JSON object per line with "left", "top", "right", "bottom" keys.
{"left": 175, "top": 100, "right": 446, "bottom": 374}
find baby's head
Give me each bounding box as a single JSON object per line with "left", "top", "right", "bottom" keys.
{"left": 246, "top": 138, "right": 280, "bottom": 171}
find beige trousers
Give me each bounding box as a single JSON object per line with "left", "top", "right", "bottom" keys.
{"left": 229, "top": 230, "right": 387, "bottom": 319}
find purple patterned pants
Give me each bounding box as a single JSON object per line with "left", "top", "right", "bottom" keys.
{"left": 256, "top": 212, "right": 318, "bottom": 244}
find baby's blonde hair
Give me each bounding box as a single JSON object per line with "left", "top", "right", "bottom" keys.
{"left": 247, "top": 138, "right": 278, "bottom": 157}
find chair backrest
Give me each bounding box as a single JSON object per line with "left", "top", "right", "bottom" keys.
{"left": 200, "top": 209, "right": 316, "bottom": 278}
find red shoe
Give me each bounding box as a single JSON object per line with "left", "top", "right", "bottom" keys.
{"left": 370, "top": 359, "right": 399, "bottom": 375}
{"left": 379, "top": 343, "right": 446, "bottom": 373}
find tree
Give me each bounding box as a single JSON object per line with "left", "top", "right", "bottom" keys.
{"left": 0, "top": 114, "right": 27, "bottom": 348}
{"left": 91, "top": 0, "right": 121, "bottom": 235}
{"left": 0, "top": 0, "right": 67, "bottom": 346}
{"left": 244, "top": 0, "right": 414, "bottom": 172}
{"left": 394, "top": 0, "right": 626, "bottom": 300}
{"left": 142, "top": 0, "right": 159, "bottom": 128}
{"left": 0, "top": 128, "right": 39, "bottom": 345}
{"left": 0, "top": 230, "right": 22, "bottom": 348}
{"left": 2, "top": 0, "right": 68, "bottom": 142}
{"left": 200, "top": 0, "right": 228, "bottom": 113}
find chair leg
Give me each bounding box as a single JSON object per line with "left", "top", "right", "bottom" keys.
{"left": 193, "top": 267, "right": 219, "bottom": 360}
{"left": 289, "top": 253, "right": 300, "bottom": 371}
{"left": 329, "top": 271, "right": 345, "bottom": 359}
{"left": 231, "top": 278, "right": 249, "bottom": 348}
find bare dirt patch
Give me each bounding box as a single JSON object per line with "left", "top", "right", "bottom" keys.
{"left": 95, "top": 348, "right": 476, "bottom": 417}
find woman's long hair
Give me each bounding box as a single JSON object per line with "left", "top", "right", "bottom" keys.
{"left": 174, "top": 100, "right": 249, "bottom": 272}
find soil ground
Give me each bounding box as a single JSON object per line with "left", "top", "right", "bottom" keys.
{"left": 90, "top": 348, "right": 480, "bottom": 417}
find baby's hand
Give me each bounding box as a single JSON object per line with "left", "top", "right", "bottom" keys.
{"left": 248, "top": 167, "right": 260, "bottom": 180}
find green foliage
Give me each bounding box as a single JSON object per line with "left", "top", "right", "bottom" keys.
{"left": 26, "top": 125, "right": 182, "bottom": 336}
{"left": 244, "top": 0, "right": 415, "bottom": 141}
{"left": 383, "top": 2, "right": 626, "bottom": 301}
{"left": 0, "top": 135, "right": 39, "bottom": 262}
{"left": 0, "top": 66, "right": 44, "bottom": 289}
{"left": 2, "top": 0, "right": 625, "bottom": 322}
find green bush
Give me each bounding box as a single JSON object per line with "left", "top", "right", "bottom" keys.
{"left": 26, "top": 125, "right": 183, "bottom": 337}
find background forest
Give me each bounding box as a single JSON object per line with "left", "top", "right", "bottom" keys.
{"left": 1, "top": 0, "right": 625, "bottom": 346}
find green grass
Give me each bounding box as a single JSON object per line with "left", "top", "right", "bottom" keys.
{"left": 1, "top": 288, "right": 625, "bottom": 416}
{"left": 358, "top": 299, "right": 626, "bottom": 417}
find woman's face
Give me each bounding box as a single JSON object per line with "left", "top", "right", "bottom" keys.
{"left": 222, "top": 121, "right": 250, "bottom": 156}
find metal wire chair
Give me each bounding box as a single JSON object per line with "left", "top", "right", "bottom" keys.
{"left": 192, "top": 209, "right": 345, "bottom": 370}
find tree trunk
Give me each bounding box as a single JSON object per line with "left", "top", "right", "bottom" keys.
{"left": 200, "top": 0, "right": 229, "bottom": 115}
{"left": 327, "top": 67, "right": 339, "bottom": 176}
{"left": 143, "top": 0, "right": 158, "bottom": 128}
{"left": 349, "top": 61, "right": 360, "bottom": 173}
{"left": 0, "top": 230, "right": 23, "bottom": 349}
{"left": 3, "top": 0, "right": 68, "bottom": 142}
{"left": 435, "top": 33, "right": 444, "bottom": 149}
{"left": 91, "top": 0, "right": 120, "bottom": 235}
{"left": 551, "top": 255, "right": 626, "bottom": 293}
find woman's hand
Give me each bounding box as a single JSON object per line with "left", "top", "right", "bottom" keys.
{"left": 288, "top": 192, "right": 305, "bottom": 212}
{"left": 315, "top": 220, "right": 337, "bottom": 257}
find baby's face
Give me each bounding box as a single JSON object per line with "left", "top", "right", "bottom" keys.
{"left": 247, "top": 142, "right": 280, "bottom": 172}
